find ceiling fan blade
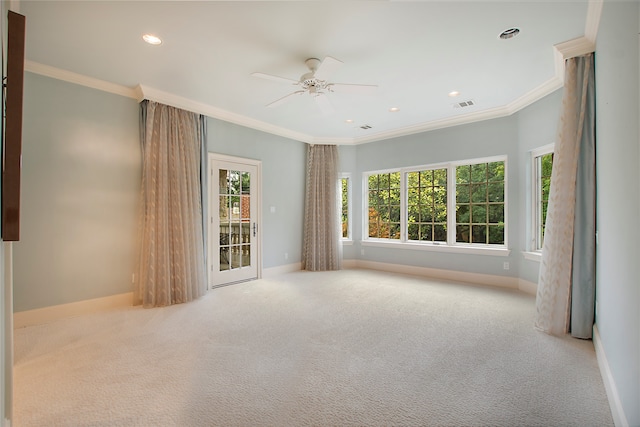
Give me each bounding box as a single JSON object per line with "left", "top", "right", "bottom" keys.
{"left": 314, "top": 56, "right": 343, "bottom": 81}
{"left": 314, "top": 93, "right": 334, "bottom": 114}
{"left": 329, "top": 83, "right": 378, "bottom": 95}
{"left": 266, "top": 90, "right": 305, "bottom": 108}
{"left": 251, "top": 72, "right": 299, "bottom": 85}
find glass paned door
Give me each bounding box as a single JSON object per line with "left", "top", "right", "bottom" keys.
{"left": 210, "top": 157, "right": 259, "bottom": 287}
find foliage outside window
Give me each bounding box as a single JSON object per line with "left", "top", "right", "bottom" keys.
{"left": 407, "top": 169, "right": 447, "bottom": 242}
{"left": 364, "top": 157, "right": 506, "bottom": 248}
{"left": 532, "top": 146, "right": 554, "bottom": 250}
{"left": 340, "top": 176, "right": 351, "bottom": 239}
{"left": 455, "top": 161, "right": 505, "bottom": 245}
{"left": 367, "top": 172, "right": 401, "bottom": 239}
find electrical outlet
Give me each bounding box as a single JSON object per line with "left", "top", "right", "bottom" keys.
{"left": 503, "top": 261, "right": 509, "bottom": 270}
{"left": 361, "top": 249, "right": 365, "bottom": 256}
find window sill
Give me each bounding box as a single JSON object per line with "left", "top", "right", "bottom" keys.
{"left": 361, "top": 239, "right": 511, "bottom": 257}
{"left": 523, "top": 251, "right": 542, "bottom": 262}
{"left": 341, "top": 239, "right": 354, "bottom": 246}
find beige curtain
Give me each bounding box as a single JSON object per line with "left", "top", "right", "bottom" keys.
{"left": 302, "top": 144, "right": 342, "bottom": 271}
{"left": 535, "top": 54, "right": 595, "bottom": 336}
{"left": 134, "top": 100, "right": 206, "bottom": 308}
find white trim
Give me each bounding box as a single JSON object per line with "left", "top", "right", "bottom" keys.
{"left": 262, "top": 262, "right": 303, "bottom": 278}
{"left": 13, "top": 293, "right": 134, "bottom": 329}
{"left": 138, "top": 85, "right": 312, "bottom": 143}
{"left": 523, "top": 251, "right": 542, "bottom": 262}
{"left": 362, "top": 239, "right": 511, "bottom": 257}
{"left": 518, "top": 279, "right": 538, "bottom": 295}
{"left": 25, "top": 61, "right": 138, "bottom": 99}
{"left": 584, "top": 0, "right": 604, "bottom": 44}
{"left": 593, "top": 324, "right": 630, "bottom": 427}
{"left": 351, "top": 260, "right": 519, "bottom": 290}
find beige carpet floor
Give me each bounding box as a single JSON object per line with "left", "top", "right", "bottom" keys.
{"left": 13, "top": 269, "right": 613, "bottom": 426}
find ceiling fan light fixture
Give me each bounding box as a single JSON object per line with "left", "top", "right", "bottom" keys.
{"left": 142, "top": 34, "right": 162, "bottom": 45}
{"left": 499, "top": 28, "right": 520, "bottom": 40}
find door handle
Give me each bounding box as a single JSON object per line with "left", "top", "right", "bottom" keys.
{"left": 253, "top": 222, "right": 257, "bottom": 237}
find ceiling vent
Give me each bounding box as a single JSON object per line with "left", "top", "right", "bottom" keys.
{"left": 360, "top": 125, "right": 372, "bottom": 130}
{"left": 453, "top": 100, "right": 475, "bottom": 109}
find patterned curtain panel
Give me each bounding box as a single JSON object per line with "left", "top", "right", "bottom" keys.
{"left": 302, "top": 144, "right": 342, "bottom": 271}
{"left": 134, "top": 100, "right": 207, "bottom": 308}
{"left": 535, "top": 54, "right": 596, "bottom": 337}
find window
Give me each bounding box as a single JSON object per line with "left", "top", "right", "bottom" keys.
{"left": 455, "top": 161, "right": 505, "bottom": 245}
{"left": 340, "top": 175, "right": 352, "bottom": 240}
{"left": 407, "top": 168, "right": 447, "bottom": 242}
{"left": 532, "top": 145, "right": 554, "bottom": 250}
{"left": 364, "top": 156, "right": 507, "bottom": 250}
{"left": 367, "top": 172, "right": 401, "bottom": 239}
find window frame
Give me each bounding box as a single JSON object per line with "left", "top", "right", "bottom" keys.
{"left": 530, "top": 144, "right": 554, "bottom": 253}
{"left": 362, "top": 156, "right": 509, "bottom": 256}
{"left": 339, "top": 173, "right": 352, "bottom": 243}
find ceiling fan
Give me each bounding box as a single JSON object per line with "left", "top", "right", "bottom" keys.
{"left": 251, "top": 56, "right": 377, "bottom": 114}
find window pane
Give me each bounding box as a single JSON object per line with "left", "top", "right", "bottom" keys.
{"left": 341, "top": 178, "right": 349, "bottom": 239}
{"left": 367, "top": 172, "right": 400, "bottom": 240}
{"left": 471, "top": 163, "right": 487, "bottom": 182}
{"left": 456, "top": 225, "right": 470, "bottom": 243}
{"left": 488, "top": 225, "right": 504, "bottom": 245}
{"left": 488, "top": 204, "right": 504, "bottom": 223}
{"left": 535, "top": 151, "right": 553, "bottom": 250}
{"left": 457, "top": 184, "right": 470, "bottom": 203}
{"left": 471, "top": 205, "right": 487, "bottom": 224}
{"left": 368, "top": 175, "right": 378, "bottom": 190}
{"left": 471, "top": 225, "right": 487, "bottom": 244}
{"left": 433, "top": 224, "right": 447, "bottom": 242}
{"left": 456, "top": 160, "right": 506, "bottom": 246}
{"left": 456, "top": 204, "right": 470, "bottom": 223}
{"left": 420, "top": 224, "right": 432, "bottom": 241}
{"left": 456, "top": 165, "right": 470, "bottom": 184}
{"left": 487, "top": 161, "right": 505, "bottom": 181}
{"left": 471, "top": 184, "right": 487, "bottom": 203}
{"left": 408, "top": 223, "right": 419, "bottom": 240}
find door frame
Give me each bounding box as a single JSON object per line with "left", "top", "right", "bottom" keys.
{"left": 207, "top": 153, "right": 263, "bottom": 289}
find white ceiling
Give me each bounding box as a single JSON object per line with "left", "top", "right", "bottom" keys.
{"left": 18, "top": 1, "right": 596, "bottom": 145}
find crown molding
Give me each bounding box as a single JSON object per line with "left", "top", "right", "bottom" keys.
{"left": 137, "top": 85, "right": 313, "bottom": 144}
{"left": 585, "top": 0, "right": 603, "bottom": 44}
{"left": 24, "top": 60, "right": 138, "bottom": 100}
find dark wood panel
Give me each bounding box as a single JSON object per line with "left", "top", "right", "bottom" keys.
{"left": 2, "top": 10, "right": 26, "bottom": 241}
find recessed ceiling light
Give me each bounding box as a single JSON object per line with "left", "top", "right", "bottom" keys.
{"left": 142, "top": 34, "right": 162, "bottom": 45}
{"left": 345, "top": 119, "right": 354, "bottom": 124}
{"left": 448, "top": 91, "right": 460, "bottom": 97}
{"left": 499, "top": 28, "right": 520, "bottom": 40}
{"left": 389, "top": 107, "right": 400, "bottom": 112}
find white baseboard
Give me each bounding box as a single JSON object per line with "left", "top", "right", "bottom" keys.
{"left": 262, "top": 262, "right": 302, "bottom": 278}
{"left": 13, "top": 292, "right": 134, "bottom": 329}
{"left": 593, "top": 324, "right": 629, "bottom": 427}
{"left": 352, "top": 260, "right": 519, "bottom": 290}
{"left": 518, "top": 278, "right": 538, "bottom": 295}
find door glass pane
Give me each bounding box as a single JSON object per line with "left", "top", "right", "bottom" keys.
{"left": 219, "top": 247, "right": 230, "bottom": 271}
{"left": 242, "top": 172, "right": 250, "bottom": 195}
{"left": 219, "top": 169, "right": 229, "bottom": 194}
{"left": 230, "top": 247, "right": 241, "bottom": 269}
{"left": 230, "top": 170, "right": 240, "bottom": 194}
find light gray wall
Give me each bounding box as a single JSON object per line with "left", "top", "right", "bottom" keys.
{"left": 206, "top": 118, "right": 307, "bottom": 269}
{"left": 594, "top": 2, "right": 640, "bottom": 425}
{"left": 351, "top": 117, "right": 521, "bottom": 277}
{"left": 14, "top": 73, "right": 141, "bottom": 312}
{"left": 516, "top": 90, "right": 563, "bottom": 284}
